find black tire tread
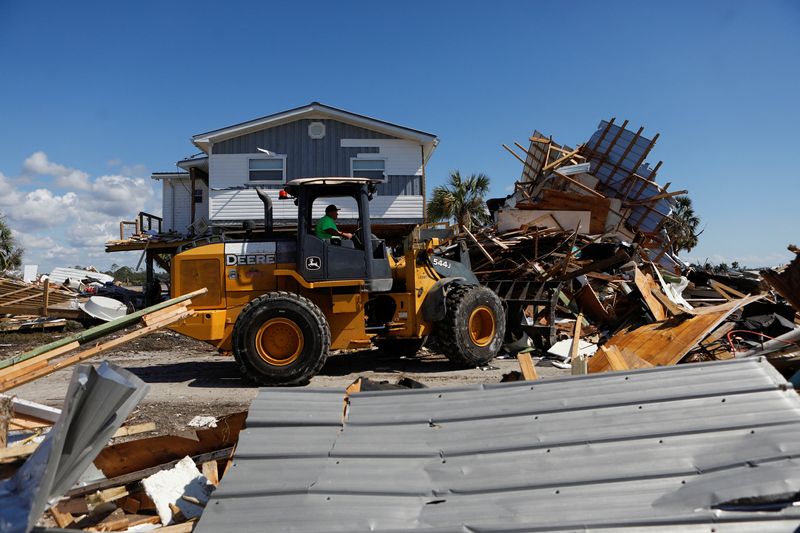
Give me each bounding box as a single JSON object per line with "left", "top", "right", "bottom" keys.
{"left": 232, "top": 291, "right": 330, "bottom": 386}
{"left": 435, "top": 284, "right": 505, "bottom": 367}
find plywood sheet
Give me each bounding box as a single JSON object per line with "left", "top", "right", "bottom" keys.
{"left": 589, "top": 295, "right": 763, "bottom": 373}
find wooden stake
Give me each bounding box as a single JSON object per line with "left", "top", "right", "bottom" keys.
{"left": 570, "top": 313, "right": 586, "bottom": 375}
{"left": 517, "top": 353, "right": 538, "bottom": 380}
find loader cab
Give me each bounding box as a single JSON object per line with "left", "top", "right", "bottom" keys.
{"left": 284, "top": 178, "right": 393, "bottom": 291}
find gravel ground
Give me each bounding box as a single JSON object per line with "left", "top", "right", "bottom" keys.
{"left": 2, "top": 329, "right": 568, "bottom": 435}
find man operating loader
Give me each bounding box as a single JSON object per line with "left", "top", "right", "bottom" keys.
{"left": 314, "top": 204, "right": 353, "bottom": 240}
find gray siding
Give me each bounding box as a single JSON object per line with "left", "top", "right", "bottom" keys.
{"left": 375, "top": 175, "right": 421, "bottom": 196}
{"left": 212, "top": 119, "right": 394, "bottom": 179}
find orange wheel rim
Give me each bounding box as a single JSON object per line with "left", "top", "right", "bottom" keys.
{"left": 468, "top": 306, "right": 495, "bottom": 347}
{"left": 255, "top": 318, "right": 304, "bottom": 366}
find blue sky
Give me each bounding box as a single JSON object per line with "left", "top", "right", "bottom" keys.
{"left": 0, "top": 0, "right": 798, "bottom": 272}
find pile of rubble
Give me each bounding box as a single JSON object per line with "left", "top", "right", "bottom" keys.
{"left": 447, "top": 119, "right": 800, "bottom": 375}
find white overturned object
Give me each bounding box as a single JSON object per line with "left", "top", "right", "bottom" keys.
{"left": 79, "top": 296, "right": 128, "bottom": 322}
{"left": 47, "top": 267, "right": 114, "bottom": 287}
{"left": 547, "top": 338, "right": 598, "bottom": 360}
{"left": 143, "top": 456, "right": 215, "bottom": 525}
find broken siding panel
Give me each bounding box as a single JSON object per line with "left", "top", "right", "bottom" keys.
{"left": 211, "top": 119, "right": 389, "bottom": 178}
{"left": 197, "top": 359, "right": 800, "bottom": 532}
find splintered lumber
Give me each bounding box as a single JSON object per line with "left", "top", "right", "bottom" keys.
{"left": 762, "top": 251, "right": 800, "bottom": 312}
{"left": 0, "top": 307, "right": 196, "bottom": 391}
{"left": 0, "top": 288, "right": 207, "bottom": 370}
{"left": 92, "top": 412, "right": 246, "bottom": 479}
{"left": 570, "top": 313, "right": 587, "bottom": 375}
{"left": 633, "top": 267, "right": 666, "bottom": 321}
{"left": 0, "top": 289, "right": 206, "bottom": 392}
{"left": 589, "top": 295, "right": 763, "bottom": 373}
{"left": 0, "top": 396, "right": 8, "bottom": 447}
{"left": 516, "top": 353, "right": 538, "bottom": 380}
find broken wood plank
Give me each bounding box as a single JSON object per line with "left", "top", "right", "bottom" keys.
{"left": 709, "top": 279, "right": 748, "bottom": 299}
{"left": 113, "top": 422, "right": 157, "bottom": 439}
{"left": 68, "top": 447, "right": 236, "bottom": 498}
{"left": 633, "top": 267, "right": 666, "bottom": 321}
{"left": 0, "top": 309, "right": 196, "bottom": 391}
{"left": 589, "top": 295, "right": 763, "bottom": 373}
{"left": 0, "top": 441, "right": 38, "bottom": 461}
{"left": 201, "top": 460, "right": 219, "bottom": 486}
{"left": 463, "top": 225, "right": 494, "bottom": 264}
{"left": 602, "top": 345, "right": 629, "bottom": 371}
{"left": 0, "top": 288, "right": 207, "bottom": 370}
{"left": 516, "top": 353, "right": 538, "bottom": 380}
{"left": 49, "top": 504, "right": 75, "bottom": 529}
{"left": 570, "top": 313, "right": 586, "bottom": 375}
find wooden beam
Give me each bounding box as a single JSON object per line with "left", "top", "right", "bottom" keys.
{"left": 603, "top": 345, "right": 630, "bottom": 371}
{"left": 570, "top": 313, "right": 586, "bottom": 375}
{"left": 624, "top": 189, "right": 688, "bottom": 206}
{"left": 517, "top": 353, "right": 538, "bottom": 380}
{"left": 0, "top": 309, "right": 195, "bottom": 391}
{"left": 463, "top": 225, "right": 494, "bottom": 264}
{"left": 0, "top": 288, "right": 207, "bottom": 370}
{"left": 552, "top": 171, "right": 606, "bottom": 198}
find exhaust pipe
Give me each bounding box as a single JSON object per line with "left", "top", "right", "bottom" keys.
{"left": 256, "top": 188, "right": 273, "bottom": 233}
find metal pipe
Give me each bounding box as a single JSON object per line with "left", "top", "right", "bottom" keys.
{"left": 256, "top": 188, "right": 273, "bottom": 233}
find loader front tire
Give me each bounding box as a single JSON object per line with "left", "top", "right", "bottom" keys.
{"left": 435, "top": 285, "right": 505, "bottom": 367}
{"left": 232, "top": 291, "right": 330, "bottom": 386}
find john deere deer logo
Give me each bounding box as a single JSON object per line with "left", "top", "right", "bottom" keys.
{"left": 306, "top": 256, "right": 321, "bottom": 270}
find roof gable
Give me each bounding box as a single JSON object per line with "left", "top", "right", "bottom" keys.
{"left": 191, "top": 102, "right": 438, "bottom": 155}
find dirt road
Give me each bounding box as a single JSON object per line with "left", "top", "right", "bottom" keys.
{"left": 3, "top": 330, "right": 567, "bottom": 435}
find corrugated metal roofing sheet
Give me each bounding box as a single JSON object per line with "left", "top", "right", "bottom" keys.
{"left": 197, "top": 359, "right": 800, "bottom": 532}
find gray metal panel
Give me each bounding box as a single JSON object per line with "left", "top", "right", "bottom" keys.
{"left": 213, "top": 119, "right": 390, "bottom": 179}
{"left": 197, "top": 358, "right": 800, "bottom": 532}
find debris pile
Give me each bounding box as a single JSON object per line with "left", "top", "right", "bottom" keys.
{"left": 443, "top": 120, "right": 800, "bottom": 375}
{"left": 1, "top": 363, "right": 243, "bottom": 532}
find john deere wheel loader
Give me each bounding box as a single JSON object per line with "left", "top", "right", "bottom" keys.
{"left": 169, "top": 177, "right": 505, "bottom": 385}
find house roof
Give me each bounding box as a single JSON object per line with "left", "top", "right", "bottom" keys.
{"left": 191, "top": 102, "right": 439, "bottom": 160}
{"left": 151, "top": 172, "right": 189, "bottom": 180}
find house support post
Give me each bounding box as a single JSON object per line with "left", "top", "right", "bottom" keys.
{"left": 144, "top": 250, "right": 158, "bottom": 307}
{"left": 190, "top": 167, "right": 197, "bottom": 224}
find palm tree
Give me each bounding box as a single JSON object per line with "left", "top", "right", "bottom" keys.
{"left": 427, "top": 171, "right": 492, "bottom": 231}
{"left": 0, "top": 215, "right": 22, "bottom": 271}
{"left": 665, "top": 195, "right": 701, "bottom": 253}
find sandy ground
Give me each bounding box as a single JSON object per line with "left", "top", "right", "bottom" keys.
{"left": 2, "top": 328, "right": 568, "bottom": 435}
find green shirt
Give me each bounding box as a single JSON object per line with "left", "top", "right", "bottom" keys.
{"left": 315, "top": 215, "right": 338, "bottom": 240}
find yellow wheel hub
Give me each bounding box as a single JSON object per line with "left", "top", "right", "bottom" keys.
{"left": 255, "top": 318, "right": 304, "bottom": 366}
{"left": 468, "top": 306, "right": 496, "bottom": 347}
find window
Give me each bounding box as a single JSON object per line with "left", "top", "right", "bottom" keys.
{"left": 193, "top": 189, "right": 203, "bottom": 204}
{"left": 351, "top": 158, "right": 386, "bottom": 181}
{"left": 249, "top": 158, "right": 285, "bottom": 182}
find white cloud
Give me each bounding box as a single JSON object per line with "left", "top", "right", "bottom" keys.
{"left": 0, "top": 172, "right": 21, "bottom": 206}
{"left": 0, "top": 152, "right": 161, "bottom": 272}
{"left": 23, "top": 151, "right": 91, "bottom": 190}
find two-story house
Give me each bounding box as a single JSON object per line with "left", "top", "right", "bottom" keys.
{"left": 154, "top": 102, "right": 438, "bottom": 236}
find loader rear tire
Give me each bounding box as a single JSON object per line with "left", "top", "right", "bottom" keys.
{"left": 232, "top": 291, "right": 330, "bottom": 386}
{"left": 435, "top": 285, "right": 505, "bottom": 367}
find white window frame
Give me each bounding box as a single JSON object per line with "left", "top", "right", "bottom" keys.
{"left": 350, "top": 156, "right": 387, "bottom": 182}
{"left": 248, "top": 154, "right": 287, "bottom": 183}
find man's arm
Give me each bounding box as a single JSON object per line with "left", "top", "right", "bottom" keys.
{"left": 325, "top": 227, "right": 353, "bottom": 239}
